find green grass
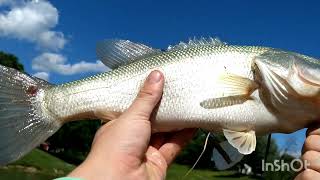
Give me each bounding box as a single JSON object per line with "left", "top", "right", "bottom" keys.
{"left": 0, "top": 149, "right": 75, "bottom": 180}
{"left": 167, "top": 164, "right": 257, "bottom": 180}
{"left": 0, "top": 149, "right": 257, "bottom": 180}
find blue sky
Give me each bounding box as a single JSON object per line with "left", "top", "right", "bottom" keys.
{"left": 1, "top": 0, "right": 319, "bottom": 156}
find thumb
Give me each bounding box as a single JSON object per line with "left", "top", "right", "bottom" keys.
{"left": 123, "top": 70, "right": 164, "bottom": 120}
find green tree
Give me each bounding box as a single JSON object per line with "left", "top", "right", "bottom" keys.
{"left": 0, "top": 51, "right": 24, "bottom": 72}
{"left": 242, "top": 135, "right": 279, "bottom": 176}
{"left": 175, "top": 130, "right": 216, "bottom": 169}
{"left": 263, "top": 137, "right": 299, "bottom": 180}
{"left": 47, "top": 120, "right": 101, "bottom": 165}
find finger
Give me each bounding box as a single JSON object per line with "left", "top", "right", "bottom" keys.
{"left": 145, "top": 146, "right": 168, "bottom": 176}
{"left": 295, "top": 169, "right": 320, "bottom": 180}
{"left": 159, "top": 129, "right": 197, "bottom": 165}
{"left": 301, "top": 150, "right": 320, "bottom": 172}
{"left": 302, "top": 135, "right": 320, "bottom": 153}
{"left": 123, "top": 70, "right": 164, "bottom": 120}
{"left": 93, "top": 120, "right": 116, "bottom": 142}
{"left": 307, "top": 124, "right": 320, "bottom": 136}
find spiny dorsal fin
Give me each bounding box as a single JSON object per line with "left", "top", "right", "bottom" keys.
{"left": 96, "top": 39, "right": 160, "bottom": 69}
{"left": 167, "top": 37, "right": 226, "bottom": 51}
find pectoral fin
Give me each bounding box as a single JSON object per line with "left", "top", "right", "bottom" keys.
{"left": 200, "top": 73, "right": 258, "bottom": 109}
{"left": 223, "top": 129, "right": 256, "bottom": 155}
{"left": 218, "top": 73, "right": 259, "bottom": 96}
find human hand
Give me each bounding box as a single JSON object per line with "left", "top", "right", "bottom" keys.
{"left": 295, "top": 125, "right": 320, "bottom": 179}
{"left": 68, "top": 70, "right": 196, "bottom": 180}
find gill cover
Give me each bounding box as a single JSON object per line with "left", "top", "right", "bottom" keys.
{"left": 254, "top": 50, "right": 319, "bottom": 119}
{"left": 287, "top": 54, "right": 320, "bottom": 97}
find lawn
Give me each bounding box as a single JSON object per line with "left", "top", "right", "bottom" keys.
{"left": 0, "top": 149, "right": 75, "bottom": 180}
{"left": 0, "top": 149, "right": 256, "bottom": 180}
{"left": 167, "top": 164, "right": 257, "bottom": 180}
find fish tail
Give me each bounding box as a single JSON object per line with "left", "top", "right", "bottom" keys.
{"left": 0, "top": 65, "right": 61, "bottom": 165}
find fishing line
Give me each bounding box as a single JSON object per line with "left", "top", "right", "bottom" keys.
{"left": 183, "top": 132, "right": 211, "bottom": 178}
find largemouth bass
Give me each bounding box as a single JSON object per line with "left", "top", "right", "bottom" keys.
{"left": 1, "top": 38, "right": 319, "bottom": 165}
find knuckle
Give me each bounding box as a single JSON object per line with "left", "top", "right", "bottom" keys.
{"left": 307, "top": 127, "right": 320, "bottom": 136}
{"left": 138, "top": 88, "right": 156, "bottom": 99}
{"left": 123, "top": 107, "right": 151, "bottom": 120}
{"left": 304, "top": 136, "right": 314, "bottom": 150}
{"left": 133, "top": 110, "right": 150, "bottom": 119}
{"left": 299, "top": 169, "right": 316, "bottom": 180}
{"left": 302, "top": 150, "right": 316, "bottom": 162}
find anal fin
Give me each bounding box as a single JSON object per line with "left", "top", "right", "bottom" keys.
{"left": 223, "top": 129, "right": 256, "bottom": 155}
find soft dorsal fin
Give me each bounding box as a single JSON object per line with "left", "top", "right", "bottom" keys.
{"left": 167, "top": 37, "right": 226, "bottom": 51}
{"left": 96, "top": 39, "right": 160, "bottom": 69}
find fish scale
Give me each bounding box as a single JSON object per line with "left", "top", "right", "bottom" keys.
{"left": 46, "top": 45, "right": 266, "bottom": 129}
{"left": 1, "top": 38, "right": 320, "bottom": 165}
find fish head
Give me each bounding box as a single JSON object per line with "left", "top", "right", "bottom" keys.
{"left": 256, "top": 49, "right": 320, "bottom": 99}
{"left": 254, "top": 49, "right": 320, "bottom": 129}
{"left": 287, "top": 52, "right": 320, "bottom": 98}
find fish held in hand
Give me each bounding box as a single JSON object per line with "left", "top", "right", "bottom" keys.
{"left": 1, "top": 37, "right": 320, "bottom": 165}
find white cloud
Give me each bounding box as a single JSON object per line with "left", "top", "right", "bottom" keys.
{"left": 0, "top": 0, "right": 9, "bottom": 5}
{"left": 32, "top": 53, "right": 108, "bottom": 75}
{"left": 0, "top": 0, "right": 24, "bottom": 6}
{"left": 33, "top": 71, "right": 49, "bottom": 81}
{"left": 0, "top": 0, "right": 14, "bottom": 6}
{"left": 1, "top": 1, "right": 105, "bottom": 79}
{"left": 0, "top": 0, "right": 66, "bottom": 51}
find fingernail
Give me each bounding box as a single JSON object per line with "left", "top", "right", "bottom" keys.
{"left": 147, "top": 70, "right": 162, "bottom": 84}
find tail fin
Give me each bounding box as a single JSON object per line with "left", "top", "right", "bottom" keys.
{"left": 0, "top": 65, "right": 61, "bottom": 165}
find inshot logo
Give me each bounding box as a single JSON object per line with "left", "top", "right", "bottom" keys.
{"left": 262, "top": 159, "right": 311, "bottom": 172}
